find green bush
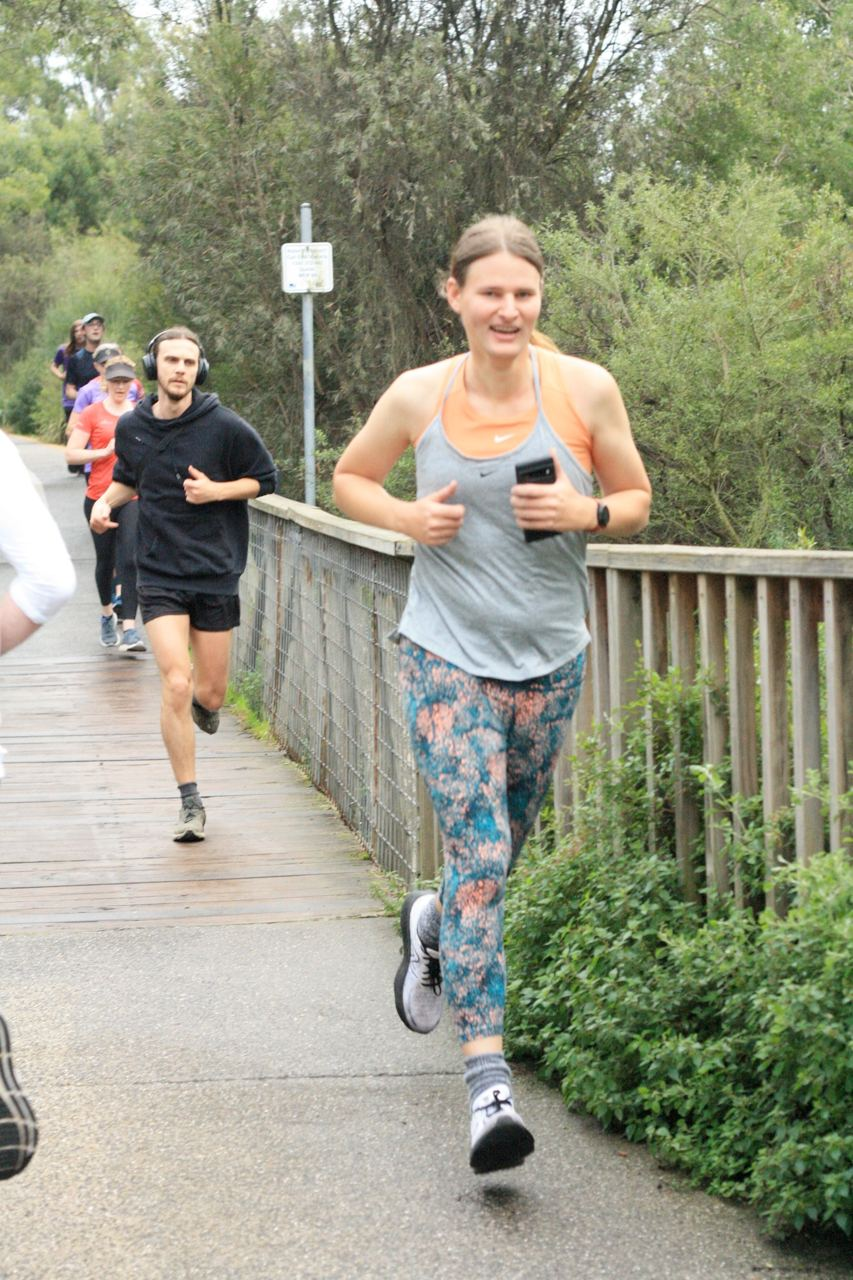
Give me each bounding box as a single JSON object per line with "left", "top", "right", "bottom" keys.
{"left": 504, "top": 671, "right": 852, "bottom": 1238}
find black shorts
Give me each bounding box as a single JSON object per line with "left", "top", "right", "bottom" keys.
{"left": 138, "top": 588, "right": 240, "bottom": 632}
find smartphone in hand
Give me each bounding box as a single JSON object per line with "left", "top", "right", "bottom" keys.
{"left": 515, "top": 456, "right": 559, "bottom": 542}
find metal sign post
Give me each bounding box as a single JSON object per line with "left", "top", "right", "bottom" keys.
{"left": 281, "top": 204, "right": 334, "bottom": 507}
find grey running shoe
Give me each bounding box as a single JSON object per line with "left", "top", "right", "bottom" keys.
{"left": 394, "top": 891, "right": 443, "bottom": 1034}
{"left": 191, "top": 698, "right": 220, "bottom": 735}
{"left": 119, "top": 627, "right": 146, "bottom": 653}
{"left": 99, "top": 614, "right": 119, "bottom": 647}
{"left": 469, "top": 1084, "right": 534, "bottom": 1174}
{"left": 0, "top": 1014, "right": 38, "bottom": 1181}
{"left": 173, "top": 800, "right": 206, "bottom": 843}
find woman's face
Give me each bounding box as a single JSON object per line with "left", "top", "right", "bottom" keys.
{"left": 445, "top": 251, "right": 542, "bottom": 360}
{"left": 106, "top": 378, "right": 132, "bottom": 405}
{"left": 73, "top": 323, "right": 84, "bottom": 343}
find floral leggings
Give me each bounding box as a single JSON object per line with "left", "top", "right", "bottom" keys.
{"left": 398, "top": 639, "right": 585, "bottom": 1044}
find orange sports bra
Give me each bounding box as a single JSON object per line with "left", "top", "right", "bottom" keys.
{"left": 432, "top": 348, "right": 593, "bottom": 473}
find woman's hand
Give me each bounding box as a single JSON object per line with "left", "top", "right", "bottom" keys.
{"left": 510, "top": 451, "right": 597, "bottom": 535}
{"left": 405, "top": 480, "right": 466, "bottom": 545}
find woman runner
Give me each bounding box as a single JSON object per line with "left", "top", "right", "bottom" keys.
{"left": 333, "top": 215, "right": 651, "bottom": 1174}
{"left": 66, "top": 355, "right": 145, "bottom": 652}
{"left": 51, "top": 319, "right": 85, "bottom": 473}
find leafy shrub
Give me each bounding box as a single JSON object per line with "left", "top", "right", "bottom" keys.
{"left": 504, "top": 670, "right": 852, "bottom": 1237}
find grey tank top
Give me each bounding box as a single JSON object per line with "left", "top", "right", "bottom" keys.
{"left": 396, "top": 349, "right": 593, "bottom": 680}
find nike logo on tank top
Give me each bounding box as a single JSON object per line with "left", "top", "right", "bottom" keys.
{"left": 395, "top": 349, "right": 593, "bottom": 680}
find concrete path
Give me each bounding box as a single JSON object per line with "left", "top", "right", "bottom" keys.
{"left": 0, "top": 436, "right": 848, "bottom": 1279}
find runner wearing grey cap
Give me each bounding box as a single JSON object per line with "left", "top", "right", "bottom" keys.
{"left": 64, "top": 312, "right": 106, "bottom": 402}
{"left": 67, "top": 356, "right": 145, "bottom": 653}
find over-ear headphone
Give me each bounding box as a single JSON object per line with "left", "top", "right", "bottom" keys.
{"left": 142, "top": 330, "right": 209, "bottom": 385}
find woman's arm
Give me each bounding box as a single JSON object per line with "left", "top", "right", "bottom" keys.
{"left": 511, "top": 363, "right": 651, "bottom": 538}
{"left": 333, "top": 367, "right": 466, "bottom": 545}
{"left": 65, "top": 425, "right": 112, "bottom": 466}
{"left": 586, "top": 367, "right": 651, "bottom": 536}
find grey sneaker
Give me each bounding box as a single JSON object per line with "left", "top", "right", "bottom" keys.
{"left": 173, "top": 800, "right": 206, "bottom": 843}
{"left": 191, "top": 698, "right": 220, "bottom": 735}
{"left": 99, "top": 614, "right": 119, "bottom": 647}
{"left": 394, "top": 891, "right": 443, "bottom": 1034}
{"left": 469, "top": 1084, "right": 534, "bottom": 1174}
{"left": 119, "top": 627, "right": 146, "bottom": 653}
{"left": 0, "top": 1013, "right": 38, "bottom": 1181}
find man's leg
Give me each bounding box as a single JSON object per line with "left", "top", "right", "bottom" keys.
{"left": 189, "top": 626, "right": 232, "bottom": 728}
{"left": 144, "top": 612, "right": 208, "bottom": 842}
{"left": 145, "top": 613, "right": 195, "bottom": 783}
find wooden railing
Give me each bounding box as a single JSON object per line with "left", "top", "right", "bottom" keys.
{"left": 555, "top": 546, "right": 852, "bottom": 912}
{"left": 235, "top": 499, "right": 852, "bottom": 907}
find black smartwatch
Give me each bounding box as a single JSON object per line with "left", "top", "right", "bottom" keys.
{"left": 594, "top": 501, "right": 610, "bottom": 532}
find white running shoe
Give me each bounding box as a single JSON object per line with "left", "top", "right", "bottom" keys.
{"left": 394, "top": 891, "right": 443, "bottom": 1034}
{"left": 469, "top": 1084, "right": 535, "bottom": 1174}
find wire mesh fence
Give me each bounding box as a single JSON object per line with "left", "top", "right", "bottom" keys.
{"left": 233, "top": 498, "right": 422, "bottom": 883}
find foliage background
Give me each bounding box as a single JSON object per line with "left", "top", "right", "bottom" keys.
{"left": 0, "top": 0, "right": 849, "bottom": 546}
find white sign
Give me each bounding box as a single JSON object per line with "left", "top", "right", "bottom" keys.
{"left": 281, "top": 242, "right": 334, "bottom": 294}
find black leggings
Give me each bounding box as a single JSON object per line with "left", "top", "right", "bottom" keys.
{"left": 83, "top": 496, "right": 139, "bottom": 620}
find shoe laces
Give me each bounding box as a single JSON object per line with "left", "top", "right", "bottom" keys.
{"left": 420, "top": 950, "right": 442, "bottom": 995}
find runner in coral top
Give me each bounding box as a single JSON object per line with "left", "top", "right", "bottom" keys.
{"left": 65, "top": 356, "right": 145, "bottom": 653}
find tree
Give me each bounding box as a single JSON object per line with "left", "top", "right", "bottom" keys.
{"left": 613, "top": 0, "right": 853, "bottom": 200}
{"left": 541, "top": 169, "right": 852, "bottom": 548}
{"left": 114, "top": 0, "right": 707, "bottom": 479}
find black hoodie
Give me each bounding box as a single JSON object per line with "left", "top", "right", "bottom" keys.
{"left": 113, "top": 390, "right": 277, "bottom": 594}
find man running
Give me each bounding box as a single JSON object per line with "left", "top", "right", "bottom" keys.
{"left": 89, "top": 327, "right": 276, "bottom": 842}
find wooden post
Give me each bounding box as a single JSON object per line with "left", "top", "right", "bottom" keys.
{"left": 416, "top": 775, "right": 442, "bottom": 883}
{"left": 726, "top": 577, "right": 759, "bottom": 909}
{"left": 668, "top": 574, "right": 700, "bottom": 903}
{"left": 553, "top": 656, "right": 594, "bottom": 838}
{"left": 823, "top": 579, "right": 853, "bottom": 853}
{"left": 757, "top": 577, "right": 790, "bottom": 914}
{"left": 607, "top": 568, "right": 643, "bottom": 762}
{"left": 641, "top": 571, "right": 670, "bottom": 850}
{"left": 588, "top": 566, "right": 610, "bottom": 729}
{"left": 790, "top": 578, "right": 824, "bottom": 863}
{"left": 698, "top": 574, "right": 729, "bottom": 899}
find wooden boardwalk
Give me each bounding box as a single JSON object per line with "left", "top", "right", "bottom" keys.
{"left": 0, "top": 650, "right": 379, "bottom": 932}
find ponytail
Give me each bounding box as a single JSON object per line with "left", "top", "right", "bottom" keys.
{"left": 530, "top": 329, "right": 559, "bottom": 352}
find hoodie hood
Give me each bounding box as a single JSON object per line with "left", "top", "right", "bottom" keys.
{"left": 132, "top": 388, "right": 221, "bottom": 430}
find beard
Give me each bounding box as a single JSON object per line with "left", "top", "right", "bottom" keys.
{"left": 160, "top": 381, "right": 190, "bottom": 403}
